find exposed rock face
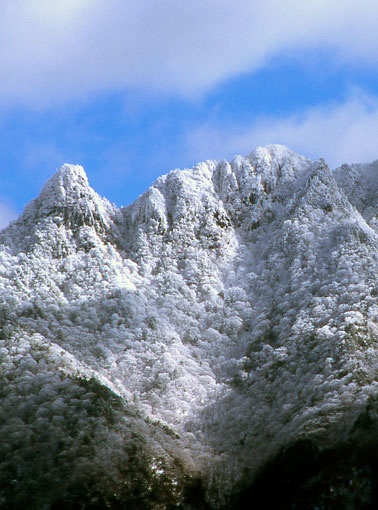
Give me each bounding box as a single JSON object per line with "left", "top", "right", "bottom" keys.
{"left": 1, "top": 145, "right": 378, "bottom": 508}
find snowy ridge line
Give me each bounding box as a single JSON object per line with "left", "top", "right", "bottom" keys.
{"left": 1, "top": 145, "right": 378, "bottom": 508}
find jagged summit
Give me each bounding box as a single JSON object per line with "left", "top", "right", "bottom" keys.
{"left": 0, "top": 164, "right": 119, "bottom": 259}
{"left": 24, "top": 164, "right": 91, "bottom": 215}
{"left": 121, "top": 144, "right": 314, "bottom": 239}
{"left": 247, "top": 143, "right": 311, "bottom": 172}
{"left": 20, "top": 163, "right": 115, "bottom": 228}
{"left": 39, "top": 164, "right": 90, "bottom": 204}
{"left": 0, "top": 164, "right": 117, "bottom": 257}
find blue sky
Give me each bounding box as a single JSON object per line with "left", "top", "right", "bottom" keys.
{"left": 1, "top": 0, "right": 378, "bottom": 229}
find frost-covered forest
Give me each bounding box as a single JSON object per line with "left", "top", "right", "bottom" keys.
{"left": 2, "top": 145, "right": 378, "bottom": 508}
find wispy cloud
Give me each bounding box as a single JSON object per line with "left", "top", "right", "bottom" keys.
{"left": 185, "top": 91, "right": 378, "bottom": 168}
{"left": 0, "top": 1, "right": 377, "bottom": 106}
{"left": 0, "top": 200, "right": 18, "bottom": 230}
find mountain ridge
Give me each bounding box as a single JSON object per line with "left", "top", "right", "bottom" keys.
{"left": 2, "top": 145, "right": 378, "bottom": 508}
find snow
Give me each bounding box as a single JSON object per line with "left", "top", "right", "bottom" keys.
{"left": 2, "top": 144, "right": 378, "bottom": 505}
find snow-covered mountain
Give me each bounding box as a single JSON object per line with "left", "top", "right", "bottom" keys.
{"left": 2, "top": 145, "right": 378, "bottom": 508}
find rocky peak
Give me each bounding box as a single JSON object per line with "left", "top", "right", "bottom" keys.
{"left": 38, "top": 164, "right": 91, "bottom": 207}
{"left": 21, "top": 164, "right": 115, "bottom": 233}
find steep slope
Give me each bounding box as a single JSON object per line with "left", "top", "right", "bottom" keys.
{"left": 334, "top": 159, "right": 378, "bottom": 231}
{"left": 2, "top": 145, "right": 378, "bottom": 508}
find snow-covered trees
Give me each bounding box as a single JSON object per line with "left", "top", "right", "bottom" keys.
{"left": 2, "top": 145, "right": 378, "bottom": 508}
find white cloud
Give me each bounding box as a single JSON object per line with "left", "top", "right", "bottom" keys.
{"left": 185, "top": 92, "right": 378, "bottom": 168}
{"left": 0, "top": 0, "right": 378, "bottom": 106}
{"left": 0, "top": 201, "right": 18, "bottom": 230}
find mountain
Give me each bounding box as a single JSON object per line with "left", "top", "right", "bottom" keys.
{"left": 2, "top": 145, "right": 378, "bottom": 508}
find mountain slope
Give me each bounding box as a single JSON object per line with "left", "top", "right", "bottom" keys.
{"left": 2, "top": 145, "right": 378, "bottom": 508}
